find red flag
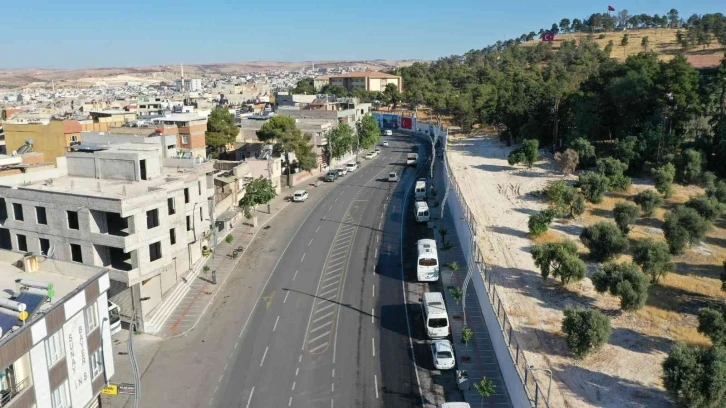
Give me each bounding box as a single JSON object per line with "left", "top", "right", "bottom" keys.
{"left": 541, "top": 31, "right": 555, "bottom": 42}
{"left": 608, "top": 5, "right": 615, "bottom": 11}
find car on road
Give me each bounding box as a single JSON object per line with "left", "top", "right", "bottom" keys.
{"left": 431, "top": 340, "right": 455, "bottom": 370}
{"left": 292, "top": 190, "right": 309, "bottom": 202}
{"left": 384, "top": 129, "right": 393, "bottom": 136}
{"left": 375, "top": 148, "right": 381, "bottom": 155}
{"left": 365, "top": 152, "right": 375, "bottom": 159}
{"left": 345, "top": 162, "right": 358, "bottom": 172}
{"left": 388, "top": 172, "right": 399, "bottom": 182}
{"left": 382, "top": 141, "right": 389, "bottom": 147}
{"left": 336, "top": 168, "right": 347, "bottom": 177}
{"left": 325, "top": 170, "right": 338, "bottom": 182}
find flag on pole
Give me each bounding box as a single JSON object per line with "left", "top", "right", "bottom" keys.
{"left": 608, "top": 5, "right": 615, "bottom": 11}
{"left": 541, "top": 31, "right": 555, "bottom": 42}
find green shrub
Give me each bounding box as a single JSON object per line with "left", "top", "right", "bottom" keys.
{"left": 578, "top": 172, "right": 610, "bottom": 203}
{"left": 685, "top": 194, "right": 723, "bottom": 222}
{"left": 508, "top": 150, "right": 526, "bottom": 166}
{"left": 676, "top": 149, "right": 704, "bottom": 185}
{"left": 531, "top": 240, "right": 586, "bottom": 285}
{"left": 561, "top": 307, "right": 612, "bottom": 358}
{"left": 544, "top": 181, "right": 584, "bottom": 217}
{"left": 707, "top": 180, "right": 726, "bottom": 203}
{"left": 598, "top": 33, "right": 607, "bottom": 39}
{"left": 580, "top": 222, "right": 629, "bottom": 262}
{"left": 528, "top": 210, "right": 554, "bottom": 236}
{"left": 633, "top": 189, "right": 663, "bottom": 217}
{"left": 632, "top": 238, "right": 673, "bottom": 283}
{"left": 663, "top": 343, "right": 726, "bottom": 408}
{"left": 662, "top": 206, "right": 711, "bottom": 255}
{"left": 568, "top": 138, "right": 596, "bottom": 169}
{"left": 701, "top": 171, "right": 717, "bottom": 190}
{"left": 592, "top": 262, "right": 650, "bottom": 311}
{"left": 613, "top": 202, "right": 640, "bottom": 233}
{"left": 653, "top": 163, "right": 676, "bottom": 198}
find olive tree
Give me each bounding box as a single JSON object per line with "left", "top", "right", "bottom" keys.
{"left": 632, "top": 238, "right": 673, "bottom": 283}
{"left": 652, "top": 163, "right": 676, "bottom": 198}
{"left": 633, "top": 189, "right": 663, "bottom": 217}
{"left": 684, "top": 194, "right": 723, "bottom": 222}
{"left": 596, "top": 157, "right": 631, "bottom": 191}
{"left": 592, "top": 262, "right": 650, "bottom": 311}
{"left": 528, "top": 209, "right": 554, "bottom": 236}
{"left": 561, "top": 307, "right": 612, "bottom": 358}
{"left": 580, "top": 222, "right": 629, "bottom": 262}
{"left": 531, "top": 240, "right": 586, "bottom": 285}
{"left": 578, "top": 172, "right": 610, "bottom": 203}
{"left": 662, "top": 206, "right": 711, "bottom": 255}
{"left": 663, "top": 343, "right": 726, "bottom": 408}
{"left": 613, "top": 202, "right": 640, "bottom": 233}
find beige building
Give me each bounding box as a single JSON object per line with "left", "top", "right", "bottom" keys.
{"left": 324, "top": 71, "right": 403, "bottom": 93}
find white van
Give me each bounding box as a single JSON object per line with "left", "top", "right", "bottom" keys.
{"left": 414, "top": 180, "right": 427, "bottom": 200}
{"left": 108, "top": 301, "right": 121, "bottom": 335}
{"left": 415, "top": 201, "right": 430, "bottom": 223}
{"left": 417, "top": 239, "right": 439, "bottom": 281}
{"left": 438, "top": 403, "right": 471, "bottom": 408}
{"left": 423, "top": 292, "right": 449, "bottom": 338}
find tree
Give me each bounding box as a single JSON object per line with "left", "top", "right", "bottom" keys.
{"left": 531, "top": 240, "right": 586, "bottom": 285}
{"left": 357, "top": 114, "right": 381, "bottom": 150}
{"left": 567, "top": 138, "right": 596, "bottom": 169}
{"left": 662, "top": 206, "right": 712, "bottom": 254}
{"left": 205, "top": 107, "right": 238, "bottom": 157}
{"left": 632, "top": 238, "right": 673, "bottom": 283}
{"left": 238, "top": 177, "right": 277, "bottom": 213}
{"left": 707, "top": 181, "right": 726, "bottom": 203}
{"left": 327, "top": 123, "right": 355, "bottom": 162}
{"left": 559, "top": 18, "right": 571, "bottom": 33}
{"left": 667, "top": 9, "right": 680, "bottom": 28}
{"left": 613, "top": 202, "right": 640, "bottom": 233}
{"left": 613, "top": 135, "right": 641, "bottom": 171}
{"left": 698, "top": 308, "right": 726, "bottom": 346}
{"left": 701, "top": 171, "right": 718, "bottom": 190}
{"left": 320, "top": 84, "right": 348, "bottom": 97}
{"left": 663, "top": 343, "right": 726, "bottom": 408}
{"left": 596, "top": 157, "right": 631, "bottom": 191}
{"left": 592, "top": 261, "right": 650, "bottom": 311}
{"left": 528, "top": 209, "right": 554, "bottom": 236}
{"left": 634, "top": 189, "right": 663, "bottom": 217}
{"left": 474, "top": 378, "right": 496, "bottom": 408}
{"left": 677, "top": 149, "right": 704, "bottom": 185}
{"left": 383, "top": 83, "right": 401, "bottom": 109}
{"left": 652, "top": 163, "right": 676, "bottom": 198}
{"left": 544, "top": 181, "right": 585, "bottom": 218}
{"left": 561, "top": 307, "right": 612, "bottom": 358}
{"left": 290, "top": 78, "right": 315, "bottom": 94}
{"left": 641, "top": 36, "right": 650, "bottom": 52}
{"left": 508, "top": 139, "right": 539, "bottom": 168}
{"left": 554, "top": 149, "right": 579, "bottom": 176}
{"left": 578, "top": 172, "right": 610, "bottom": 203}
{"left": 685, "top": 194, "right": 723, "bottom": 222}
{"left": 621, "top": 34, "right": 629, "bottom": 56}
{"left": 257, "top": 116, "right": 317, "bottom": 175}
{"left": 580, "top": 222, "right": 629, "bottom": 262}
{"left": 0, "top": 109, "right": 6, "bottom": 120}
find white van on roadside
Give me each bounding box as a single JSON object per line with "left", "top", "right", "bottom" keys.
{"left": 415, "top": 201, "right": 430, "bottom": 223}
{"left": 422, "top": 292, "right": 449, "bottom": 338}
{"left": 417, "top": 238, "right": 439, "bottom": 281}
{"left": 414, "top": 180, "right": 427, "bottom": 200}
{"left": 438, "top": 403, "right": 471, "bottom": 408}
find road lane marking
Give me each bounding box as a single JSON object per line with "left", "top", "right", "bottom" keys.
{"left": 334, "top": 197, "right": 338, "bottom": 202}
{"left": 332, "top": 383, "right": 334, "bottom": 392}
{"left": 224, "top": 362, "right": 228, "bottom": 371}
{"left": 332, "top": 368, "right": 335, "bottom": 378}
{"left": 309, "top": 238, "right": 314, "bottom": 246}
{"left": 308, "top": 331, "right": 331, "bottom": 344}
{"left": 260, "top": 347, "right": 269, "bottom": 366}
{"left": 321, "top": 280, "right": 338, "bottom": 289}
{"left": 296, "top": 367, "right": 300, "bottom": 376}
{"left": 288, "top": 397, "right": 293, "bottom": 406}
{"left": 374, "top": 375, "right": 379, "bottom": 398}
{"left": 377, "top": 235, "right": 379, "bottom": 243}
{"left": 246, "top": 387, "right": 255, "bottom": 408}
{"left": 273, "top": 316, "right": 280, "bottom": 332}
{"left": 310, "top": 321, "right": 332, "bottom": 332}
{"left": 292, "top": 382, "right": 296, "bottom": 390}
{"left": 293, "top": 270, "right": 298, "bottom": 281}
{"left": 372, "top": 285, "right": 375, "bottom": 297}
{"left": 316, "top": 225, "right": 321, "bottom": 232}
{"left": 378, "top": 221, "right": 382, "bottom": 229}
{"left": 315, "top": 303, "right": 335, "bottom": 313}
{"left": 328, "top": 205, "right": 333, "bottom": 212}
{"left": 320, "top": 287, "right": 338, "bottom": 297}
{"left": 313, "top": 311, "right": 334, "bottom": 322}
{"left": 309, "top": 342, "right": 328, "bottom": 353}
{"left": 283, "top": 291, "right": 290, "bottom": 303}
{"left": 374, "top": 248, "right": 377, "bottom": 258}
{"left": 372, "top": 309, "right": 375, "bottom": 323}
{"left": 299, "top": 355, "right": 302, "bottom": 362}
{"left": 234, "top": 341, "right": 239, "bottom": 349}
{"left": 300, "top": 253, "right": 306, "bottom": 262}
{"left": 372, "top": 337, "right": 376, "bottom": 357}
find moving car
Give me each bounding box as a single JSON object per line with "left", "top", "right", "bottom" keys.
{"left": 431, "top": 340, "right": 455, "bottom": 370}
{"left": 325, "top": 170, "right": 338, "bottom": 182}
{"left": 415, "top": 180, "right": 427, "bottom": 200}
{"left": 375, "top": 148, "right": 381, "bottom": 155}
{"left": 407, "top": 153, "right": 418, "bottom": 166}
{"left": 415, "top": 201, "right": 430, "bottom": 223}
{"left": 345, "top": 162, "right": 358, "bottom": 172}
{"left": 388, "top": 172, "right": 399, "bottom": 182}
{"left": 293, "top": 190, "right": 309, "bottom": 202}
{"left": 336, "top": 168, "right": 347, "bottom": 177}
{"left": 365, "top": 152, "right": 375, "bottom": 159}
{"left": 384, "top": 129, "right": 393, "bottom": 136}
{"left": 382, "top": 141, "right": 389, "bottom": 147}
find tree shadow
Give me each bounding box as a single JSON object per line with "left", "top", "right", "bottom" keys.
{"left": 590, "top": 208, "right": 612, "bottom": 218}
{"left": 646, "top": 283, "right": 721, "bottom": 316}
{"left": 283, "top": 288, "right": 375, "bottom": 318}
{"left": 472, "top": 163, "right": 513, "bottom": 173}
{"left": 489, "top": 225, "right": 528, "bottom": 239}
{"left": 609, "top": 327, "right": 674, "bottom": 355}
{"left": 550, "top": 222, "right": 583, "bottom": 238}
{"left": 672, "top": 261, "right": 722, "bottom": 280}
{"left": 704, "top": 235, "right": 726, "bottom": 248}
{"left": 513, "top": 207, "right": 537, "bottom": 216}
{"left": 633, "top": 216, "right": 663, "bottom": 230}
{"left": 553, "top": 365, "right": 671, "bottom": 407}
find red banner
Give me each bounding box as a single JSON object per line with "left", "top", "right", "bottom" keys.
{"left": 401, "top": 117, "right": 413, "bottom": 130}
{"left": 608, "top": 5, "right": 615, "bottom": 11}
{"left": 541, "top": 32, "right": 555, "bottom": 42}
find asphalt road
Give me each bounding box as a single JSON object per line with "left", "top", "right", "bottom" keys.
{"left": 214, "top": 134, "right": 432, "bottom": 408}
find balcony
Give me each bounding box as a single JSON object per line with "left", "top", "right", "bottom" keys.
{"left": 1, "top": 377, "right": 32, "bottom": 407}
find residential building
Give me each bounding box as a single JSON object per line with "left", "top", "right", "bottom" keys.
{"left": 0, "top": 141, "right": 215, "bottom": 332}
{"left": 0, "top": 250, "right": 114, "bottom": 408}
{"left": 84, "top": 111, "right": 137, "bottom": 132}
{"left": 176, "top": 79, "right": 202, "bottom": 92}
{"left": 0, "top": 124, "right": 6, "bottom": 155}
{"left": 2, "top": 120, "right": 82, "bottom": 165}
{"left": 313, "top": 76, "right": 330, "bottom": 91}
{"left": 149, "top": 114, "right": 209, "bottom": 158}
{"left": 274, "top": 92, "right": 317, "bottom": 109}
{"left": 323, "top": 71, "right": 403, "bottom": 93}
{"left": 0, "top": 152, "right": 54, "bottom": 178}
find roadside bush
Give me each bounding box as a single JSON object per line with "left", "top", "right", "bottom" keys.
{"left": 578, "top": 172, "right": 610, "bottom": 203}
{"left": 676, "top": 149, "right": 704, "bottom": 185}
{"left": 531, "top": 240, "right": 586, "bottom": 285}
{"left": 662, "top": 206, "right": 712, "bottom": 255}
{"left": 544, "top": 181, "right": 585, "bottom": 217}
{"left": 662, "top": 343, "right": 726, "bottom": 408}
{"left": 613, "top": 202, "right": 640, "bottom": 234}
{"left": 507, "top": 150, "right": 526, "bottom": 166}
{"left": 580, "top": 222, "right": 629, "bottom": 262}
{"left": 596, "top": 157, "right": 631, "bottom": 191}
{"left": 554, "top": 149, "right": 579, "bottom": 176}
{"left": 561, "top": 307, "right": 612, "bottom": 358}
{"left": 508, "top": 139, "right": 539, "bottom": 167}
{"left": 528, "top": 210, "right": 554, "bottom": 236}
{"left": 633, "top": 189, "right": 663, "bottom": 217}
{"left": 707, "top": 180, "right": 726, "bottom": 203}
{"left": 652, "top": 163, "right": 676, "bottom": 198}
{"left": 632, "top": 238, "right": 673, "bottom": 283}
{"left": 684, "top": 194, "right": 723, "bottom": 221}
{"left": 567, "top": 138, "right": 596, "bottom": 169}
{"left": 591, "top": 262, "right": 650, "bottom": 311}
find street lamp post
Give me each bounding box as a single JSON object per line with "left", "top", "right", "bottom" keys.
{"left": 129, "top": 295, "right": 150, "bottom": 408}
{"left": 527, "top": 365, "right": 553, "bottom": 406}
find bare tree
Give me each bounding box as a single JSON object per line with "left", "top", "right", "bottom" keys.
{"left": 554, "top": 149, "right": 579, "bottom": 176}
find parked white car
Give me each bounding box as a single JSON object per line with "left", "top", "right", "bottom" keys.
{"left": 337, "top": 167, "right": 348, "bottom": 176}
{"left": 375, "top": 148, "right": 381, "bottom": 155}
{"left": 382, "top": 141, "right": 389, "bottom": 147}
{"left": 345, "top": 162, "right": 358, "bottom": 172}
{"left": 292, "top": 190, "right": 309, "bottom": 202}
{"left": 384, "top": 129, "right": 393, "bottom": 136}
{"left": 365, "top": 152, "right": 375, "bottom": 159}
{"left": 388, "top": 172, "right": 399, "bottom": 182}
{"left": 431, "top": 340, "right": 455, "bottom": 370}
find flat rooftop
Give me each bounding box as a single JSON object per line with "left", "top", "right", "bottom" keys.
{"left": 152, "top": 114, "right": 207, "bottom": 122}
{"left": 0, "top": 250, "right": 105, "bottom": 340}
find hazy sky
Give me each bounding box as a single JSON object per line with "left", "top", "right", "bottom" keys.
{"left": 1, "top": 0, "right": 721, "bottom": 69}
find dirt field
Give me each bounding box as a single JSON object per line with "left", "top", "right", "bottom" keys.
{"left": 446, "top": 135, "right": 726, "bottom": 407}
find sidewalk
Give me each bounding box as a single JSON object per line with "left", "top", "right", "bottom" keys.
{"left": 144, "top": 190, "right": 291, "bottom": 338}
{"left": 430, "top": 146, "right": 512, "bottom": 407}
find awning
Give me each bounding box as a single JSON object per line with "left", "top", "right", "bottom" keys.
{"left": 216, "top": 209, "right": 238, "bottom": 223}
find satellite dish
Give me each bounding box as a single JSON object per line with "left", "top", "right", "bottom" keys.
{"left": 25, "top": 138, "right": 34, "bottom": 145}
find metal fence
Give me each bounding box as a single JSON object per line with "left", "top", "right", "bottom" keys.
{"left": 444, "top": 156, "right": 551, "bottom": 408}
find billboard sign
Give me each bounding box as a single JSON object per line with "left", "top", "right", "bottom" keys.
{"left": 63, "top": 311, "right": 93, "bottom": 407}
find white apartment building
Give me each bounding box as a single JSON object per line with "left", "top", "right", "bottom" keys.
{"left": 0, "top": 141, "right": 215, "bottom": 332}
{"left": 0, "top": 250, "right": 114, "bottom": 408}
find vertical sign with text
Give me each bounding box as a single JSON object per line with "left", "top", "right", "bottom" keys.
{"left": 63, "top": 311, "right": 93, "bottom": 406}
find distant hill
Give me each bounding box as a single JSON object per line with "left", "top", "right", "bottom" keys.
{"left": 525, "top": 28, "right": 724, "bottom": 68}
{"left": 0, "top": 59, "right": 423, "bottom": 90}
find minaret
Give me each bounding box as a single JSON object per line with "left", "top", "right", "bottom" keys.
{"left": 180, "top": 63, "right": 184, "bottom": 91}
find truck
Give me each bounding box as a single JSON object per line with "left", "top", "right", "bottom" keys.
{"left": 407, "top": 153, "right": 418, "bottom": 166}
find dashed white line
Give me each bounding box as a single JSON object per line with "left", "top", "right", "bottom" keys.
{"left": 246, "top": 387, "right": 255, "bottom": 408}
{"left": 273, "top": 316, "right": 280, "bottom": 332}
{"left": 288, "top": 397, "right": 293, "bottom": 406}
{"left": 372, "top": 285, "right": 375, "bottom": 297}
{"left": 331, "top": 399, "right": 334, "bottom": 408}
{"left": 292, "top": 382, "right": 296, "bottom": 390}
{"left": 218, "top": 374, "right": 223, "bottom": 383}
{"left": 260, "top": 347, "right": 269, "bottom": 367}
{"left": 224, "top": 362, "right": 229, "bottom": 371}
{"left": 374, "top": 375, "right": 379, "bottom": 398}
{"left": 378, "top": 221, "right": 382, "bottom": 229}
{"left": 296, "top": 367, "right": 300, "bottom": 376}
{"left": 334, "top": 197, "right": 338, "bottom": 202}
{"left": 283, "top": 291, "right": 290, "bottom": 303}
{"left": 372, "top": 338, "right": 376, "bottom": 357}
{"left": 376, "top": 235, "right": 379, "bottom": 243}
{"left": 293, "top": 270, "right": 298, "bottom": 281}
{"left": 328, "top": 205, "right": 333, "bottom": 212}
{"left": 234, "top": 341, "right": 239, "bottom": 349}
{"left": 316, "top": 225, "right": 321, "bottom": 233}
{"left": 299, "top": 355, "right": 302, "bottom": 363}
{"left": 372, "top": 309, "right": 375, "bottom": 323}
{"left": 309, "top": 238, "right": 314, "bottom": 246}
{"left": 331, "top": 383, "right": 335, "bottom": 392}
{"left": 301, "top": 253, "right": 306, "bottom": 262}
{"left": 332, "top": 368, "right": 335, "bottom": 378}
{"left": 374, "top": 248, "right": 378, "bottom": 258}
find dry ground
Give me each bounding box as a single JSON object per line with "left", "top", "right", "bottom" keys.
{"left": 447, "top": 134, "right": 726, "bottom": 408}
